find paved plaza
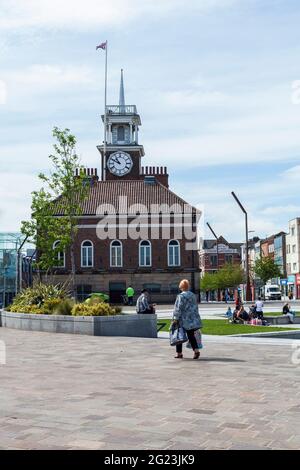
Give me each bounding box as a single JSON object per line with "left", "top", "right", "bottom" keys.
{"left": 0, "top": 328, "right": 300, "bottom": 450}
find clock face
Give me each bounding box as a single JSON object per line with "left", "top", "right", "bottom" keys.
{"left": 107, "top": 151, "right": 133, "bottom": 177}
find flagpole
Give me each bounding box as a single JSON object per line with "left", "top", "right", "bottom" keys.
{"left": 103, "top": 40, "right": 108, "bottom": 180}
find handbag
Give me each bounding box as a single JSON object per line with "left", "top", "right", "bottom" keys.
{"left": 186, "top": 329, "right": 203, "bottom": 349}
{"left": 169, "top": 324, "right": 188, "bottom": 346}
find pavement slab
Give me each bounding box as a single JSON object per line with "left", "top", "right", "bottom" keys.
{"left": 0, "top": 328, "right": 300, "bottom": 450}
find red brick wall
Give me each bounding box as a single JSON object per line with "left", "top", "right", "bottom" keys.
{"left": 60, "top": 219, "right": 199, "bottom": 273}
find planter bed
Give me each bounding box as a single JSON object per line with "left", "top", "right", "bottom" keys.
{"left": 0, "top": 311, "right": 157, "bottom": 338}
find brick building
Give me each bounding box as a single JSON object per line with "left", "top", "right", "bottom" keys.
{"left": 51, "top": 72, "right": 200, "bottom": 303}
{"left": 199, "top": 236, "right": 242, "bottom": 274}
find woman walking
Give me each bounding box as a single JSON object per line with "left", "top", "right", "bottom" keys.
{"left": 172, "top": 279, "right": 202, "bottom": 360}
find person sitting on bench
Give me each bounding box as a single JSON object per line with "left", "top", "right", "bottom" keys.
{"left": 283, "top": 303, "right": 296, "bottom": 324}
{"left": 136, "top": 289, "right": 156, "bottom": 314}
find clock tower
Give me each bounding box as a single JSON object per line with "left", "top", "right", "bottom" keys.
{"left": 97, "top": 69, "right": 145, "bottom": 181}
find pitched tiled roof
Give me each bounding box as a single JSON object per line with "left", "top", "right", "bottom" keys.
{"left": 203, "top": 239, "right": 243, "bottom": 250}
{"left": 54, "top": 180, "right": 197, "bottom": 215}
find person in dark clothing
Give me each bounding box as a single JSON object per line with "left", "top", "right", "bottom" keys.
{"left": 283, "top": 303, "right": 295, "bottom": 323}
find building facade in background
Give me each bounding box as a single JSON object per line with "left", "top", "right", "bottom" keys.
{"left": 0, "top": 233, "right": 35, "bottom": 308}
{"left": 200, "top": 236, "right": 242, "bottom": 275}
{"left": 286, "top": 218, "right": 300, "bottom": 299}
{"left": 50, "top": 73, "right": 201, "bottom": 303}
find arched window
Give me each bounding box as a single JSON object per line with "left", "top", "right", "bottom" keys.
{"left": 110, "top": 240, "right": 123, "bottom": 267}
{"left": 168, "top": 240, "right": 180, "bottom": 267}
{"left": 81, "top": 241, "right": 94, "bottom": 268}
{"left": 117, "top": 125, "right": 125, "bottom": 142}
{"left": 53, "top": 240, "right": 65, "bottom": 268}
{"left": 139, "top": 240, "right": 151, "bottom": 267}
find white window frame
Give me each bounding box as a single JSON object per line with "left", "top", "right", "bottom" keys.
{"left": 81, "top": 240, "right": 94, "bottom": 268}
{"left": 168, "top": 240, "right": 181, "bottom": 267}
{"left": 110, "top": 240, "right": 123, "bottom": 267}
{"left": 139, "top": 240, "right": 152, "bottom": 267}
{"left": 117, "top": 125, "right": 125, "bottom": 143}
{"left": 53, "top": 240, "right": 65, "bottom": 268}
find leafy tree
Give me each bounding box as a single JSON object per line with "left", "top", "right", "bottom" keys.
{"left": 254, "top": 256, "right": 282, "bottom": 286}
{"left": 200, "top": 272, "right": 219, "bottom": 292}
{"left": 21, "top": 127, "right": 89, "bottom": 294}
{"left": 218, "top": 263, "right": 245, "bottom": 289}
{"left": 200, "top": 264, "right": 245, "bottom": 292}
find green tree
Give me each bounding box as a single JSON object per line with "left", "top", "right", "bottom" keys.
{"left": 254, "top": 256, "right": 282, "bottom": 286}
{"left": 200, "top": 272, "right": 219, "bottom": 292}
{"left": 21, "top": 127, "right": 89, "bottom": 294}
{"left": 200, "top": 264, "right": 245, "bottom": 293}
{"left": 217, "top": 263, "right": 245, "bottom": 290}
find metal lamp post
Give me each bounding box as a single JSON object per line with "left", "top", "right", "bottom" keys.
{"left": 231, "top": 191, "right": 252, "bottom": 302}
{"left": 206, "top": 222, "right": 219, "bottom": 271}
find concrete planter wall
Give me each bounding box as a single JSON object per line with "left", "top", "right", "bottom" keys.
{"left": 0, "top": 311, "right": 157, "bottom": 338}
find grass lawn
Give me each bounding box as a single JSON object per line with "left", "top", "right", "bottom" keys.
{"left": 157, "top": 319, "right": 296, "bottom": 336}
{"left": 264, "top": 312, "right": 283, "bottom": 317}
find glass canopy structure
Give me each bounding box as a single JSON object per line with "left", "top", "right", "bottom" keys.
{"left": 0, "top": 233, "right": 35, "bottom": 308}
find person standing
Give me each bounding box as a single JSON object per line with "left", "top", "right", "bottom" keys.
{"left": 255, "top": 296, "right": 264, "bottom": 320}
{"left": 172, "top": 279, "right": 202, "bottom": 360}
{"left": 126, "top": 285, "right": 135, "bottom": 306}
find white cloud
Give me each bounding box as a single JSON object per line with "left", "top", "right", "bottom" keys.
{"left": 164, "top": 89, "right": 230, "bottom": 108}
{"left": 0, "top": 0, "right": 238, "bottom": 31}
{"left": 5, "top": 65, "right": 94, "bottom": 91}
{"left": 143, "top": 82, "right": 300, "bottom": 168}
{"left": 282, "top": 165, "right": 300, "bottom": 182}
{"left": 0, "top": 173, "right": 40, "bottom": 232}
{"left": 146, "top": 128, "right": 300, "bottom": 168}
{"left": 0, "top": 80, "right": 7, "bottom": 104}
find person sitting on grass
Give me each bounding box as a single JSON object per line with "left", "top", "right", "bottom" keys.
{"left": 232, "top": 305, "right": 245, "bottom": 324}
{"left": 248, "top": 304, "right": 257, "bottom": 319}
{"left": 237, "top": 306, "right": 250, "bottom": 323}
{"left": 283, "top": 303, "right": 296, "bottom": 324}
{"left": 225, "top": 306, "right": 233, "bottom": 321}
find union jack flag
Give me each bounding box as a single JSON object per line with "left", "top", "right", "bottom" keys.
{"left": 96, "top": 42, "right": 107, "bottom": 50}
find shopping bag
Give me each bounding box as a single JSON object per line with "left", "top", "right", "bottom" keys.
{"left": 169, "top": 325, "right": 188, "bottom": 346}
{"left": 186, "top": 329, "right": 203, "bottom": 349}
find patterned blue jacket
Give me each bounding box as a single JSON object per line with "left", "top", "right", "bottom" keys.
{"left": 173, "top": 291, "right": 202, "bottom": 331}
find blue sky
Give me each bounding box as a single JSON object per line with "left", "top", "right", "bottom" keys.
{"left": 0, "top": 0, "right": 300, "bottom": 240}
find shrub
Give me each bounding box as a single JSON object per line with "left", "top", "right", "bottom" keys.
{"left": 9, "top": 304, "right": 45, "bottom": 315}
{"left": 8, "top": 283, "right": 70, "bottom": 314}
{"left": 51, "top": 298, "right": 75, "bottom": 316}
{"left": 71, "top": 302, "right": 118, "bottom": 317}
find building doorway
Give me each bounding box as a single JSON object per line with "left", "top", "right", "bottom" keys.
{"left": 109, "top": 282, "right": 126, "bottom": 304}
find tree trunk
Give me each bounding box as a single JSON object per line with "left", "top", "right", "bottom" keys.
{"left": 70, "top": 232, "right": 76, "bottom": 299}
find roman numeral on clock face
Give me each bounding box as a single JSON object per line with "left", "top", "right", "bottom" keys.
{"left": 107, "top": 151, "right": 133, "bottom": 177}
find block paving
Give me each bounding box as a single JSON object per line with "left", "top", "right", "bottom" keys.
{"left": 0, "top": 328, "right": 299, "bottom": 450}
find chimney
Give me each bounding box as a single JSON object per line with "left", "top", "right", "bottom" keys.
{"left": 75, "top": 167, "right": 99, "bottom": 186}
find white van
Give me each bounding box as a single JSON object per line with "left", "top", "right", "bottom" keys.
{"left": 263, "top": 285, "right": 282, "bottom": 300}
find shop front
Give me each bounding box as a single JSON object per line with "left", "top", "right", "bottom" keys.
{"left": 287, "top": 274, "right": 296, "bottom": 299}
{"left": 296, "top": 274, "right": 300, "bottom": 299}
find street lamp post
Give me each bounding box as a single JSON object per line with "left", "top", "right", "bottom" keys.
{"left": 231, "top": 191, "right": 252, "bottom": 302}
{"left": 206, "top": 222, "right": 219, "bottom": 271}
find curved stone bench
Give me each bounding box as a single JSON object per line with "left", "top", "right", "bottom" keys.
{"left": 266, "top": 315, "right": 300, "bottom": 325}
{"left": 0, "top": 310, "right": 157, "bottom": 338}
